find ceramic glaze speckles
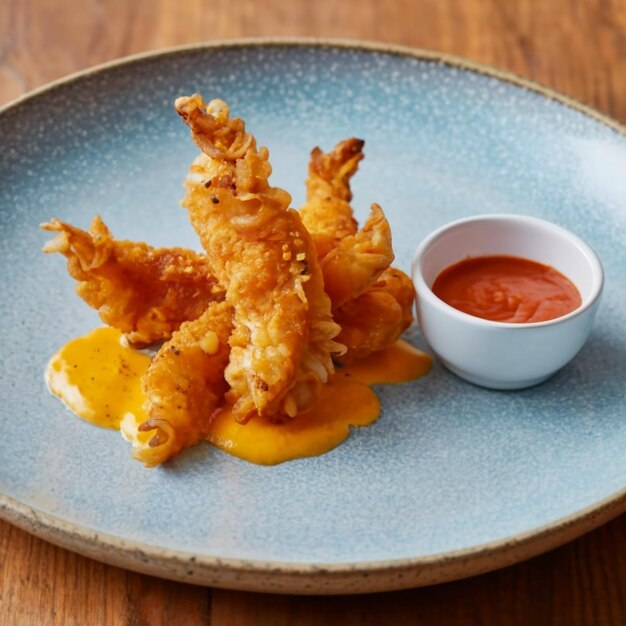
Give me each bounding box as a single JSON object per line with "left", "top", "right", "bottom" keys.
{"left": 1, "top": 40, "right": 626, "bottom": 593}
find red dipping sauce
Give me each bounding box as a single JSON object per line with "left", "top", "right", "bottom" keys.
{"left": 432, "top": 255, "right": 582, "bottom": 323}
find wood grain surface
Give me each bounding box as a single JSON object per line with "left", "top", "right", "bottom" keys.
{"left": 1, "top": 0, "right": 625, "bottom": 624}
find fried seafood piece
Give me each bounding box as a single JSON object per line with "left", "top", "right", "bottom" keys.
{"left": 299, "top": 138, "right": 363, "bottom": 259}
{"left": 298, "top": 137, "right": 394, "bottom": 308}
{"left": 41, "top": 216, "right": 224, "bottom": 346}
{"left": 175, "top": 94, "right": 343, "bottom": 422}
{"left": 334, "top": 267, "right": 415, "bottom": 362}
{"left": 135, "top": 301, "right": 233, "bottom": 466}
{"left": 320, "top": 203, "right": 394, "bottom": 310}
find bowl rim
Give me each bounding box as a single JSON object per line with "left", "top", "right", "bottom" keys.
{"left": 412, "top": 213, "right": 605, "bottom": 329}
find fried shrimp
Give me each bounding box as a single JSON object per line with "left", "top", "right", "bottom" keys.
{"left": 320, "top": 203, "right": 394, "bottom": 310}
{"left": 41, "top": 216, "right": 224, "bottom": 345}
{"left": 334, "top": 268, "right": 416, "bottom": 362}
{"left": 176, "top": 94, "right": 343, "bottom": 422}
{"left": 134, "top": 301, "right": 233, "bottom": 466}
{"left": 298, "top": 138, "right": 394, "bottom": 308}
{"left": 299, "top": 138, "right": 363, "bottom": 259}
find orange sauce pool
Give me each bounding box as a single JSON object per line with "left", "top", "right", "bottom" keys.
{"left": 432, "top": 255, "right": 582, "bottom": 323}
{"left": 46, "top": 327, "right": 432, "bottom": 465}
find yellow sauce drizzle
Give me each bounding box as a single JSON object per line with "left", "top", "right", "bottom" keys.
{"left": 46, "top": 327, "right": 432, "bottom": 464}
{"left": 336, "top": 340, "right": 433, "bottom": 385}
{"left": 46, "top": 327, "right": 151, "bottom": 429}
{"left": 208, "top": 383, "right": 380, "bottom": 464}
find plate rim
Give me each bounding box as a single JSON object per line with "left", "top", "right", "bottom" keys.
{"left": 3, "top": 485, "right": 625, "bottom": 593}
{"left": 1, "top": 36, "right": 625, "bottom": 136}
{"left": 2, "top": 37, "right": 625, "bottom": 594}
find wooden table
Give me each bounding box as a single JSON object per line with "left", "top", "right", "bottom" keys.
{"left": 1, "top": 1, "right": 625, "bottom": 624}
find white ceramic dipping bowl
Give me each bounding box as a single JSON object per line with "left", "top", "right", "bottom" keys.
{"left": 411, "top": 214, "right": 604, "bottom": 389}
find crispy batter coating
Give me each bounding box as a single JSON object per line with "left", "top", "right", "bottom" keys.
{"left": 320, "top": 203, "right": 394, "bottom": 310}
{"left": 298, "top": 138, "right": 413, "bottom": 358}
{"left": 299, "top": 138, "right": 362, "bottom": 259}
{"left": 334, "top": 268, "right": 415, "bottom": 362}
{"left": 298, "top": 139, "right": 395, "bottom": 309}
{"left": 135, "top": 301, "right": 233, "bottom": 466}
{"left": 176, "top": 95, "right": 343, "bottom": 422}
{"left": 41, "top": 216, "right": 224, "bottom": 345}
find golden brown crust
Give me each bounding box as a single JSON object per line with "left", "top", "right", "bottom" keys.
{"left": 334, "top": 267, "right": 415, "bottom": 362}
{"left": 137, "top": 301, "right": 233, "bottom": 466}
{"left": 299, "top": 138, "right": 363, "bottom": 259}
{"left": 41, "top": 216, "right": 224, "bottom": 345}
{"left": 320, "top": 203, "right": 394, "bottom": 309}
{"left": 176, "top": 95, "right": 342, "bottom": 422}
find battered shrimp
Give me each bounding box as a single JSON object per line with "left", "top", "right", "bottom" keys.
{"left": 298, "top": 140, "right": 395, "bottom": 309}
{"left": 176, "top": 94, "right": 343, "bottom": 422}
{"left": 299, "top": 138, "right": 363, "bottom": 259}
{"left": 134, "top": 301, "right": 233, "bottom": 466}
{"left": 320, "top": 203, "right": 394, "bottom": 309}
{"left": 41, "top": 216, "right": 224, "bottom": 345}
{"left": 334, "top": 268, "right": 416, "bottom": 362}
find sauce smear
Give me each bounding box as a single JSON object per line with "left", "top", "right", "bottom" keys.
{"left": 46, "top": 328, "right": 432, "bottom": 465}
{"left": 432, "top": 255, "right": 582, "bottom": 323}
{"left": 46, "top": 327, "right": 151, "bottom": 429}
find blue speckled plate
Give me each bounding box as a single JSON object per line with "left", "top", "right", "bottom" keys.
{"left": 2, "top": 40, "right": 626, "bottom": 594}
